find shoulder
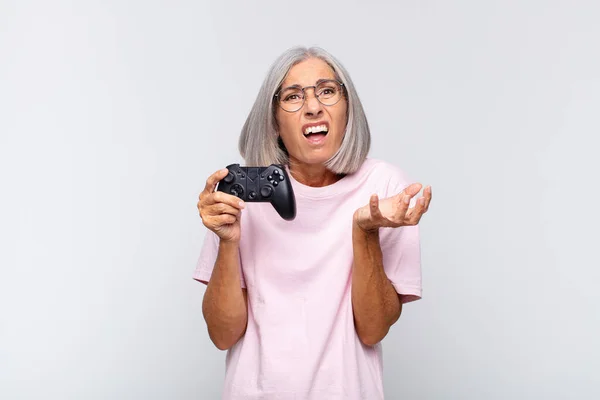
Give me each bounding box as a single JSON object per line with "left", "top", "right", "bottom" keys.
{"left": 358, "top": 158, "right": 415, "bottom": 194}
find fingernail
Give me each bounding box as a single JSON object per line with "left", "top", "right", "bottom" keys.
{"left": 419, "top": 198, "right": 426, "bottom": 206}
{"left": 404, "top": 195, "right": 410, "bottom": 204}
{"left": 239, "top": 201, "right": 245, "bottom": 208}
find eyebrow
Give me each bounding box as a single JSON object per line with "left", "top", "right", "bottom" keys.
{"left": 280, "top": 78, "right": 335, "bottom": 92}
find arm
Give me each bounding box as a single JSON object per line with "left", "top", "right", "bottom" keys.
{"left": 351, "top": 184, "right": 432, "bottom": 346}
{"left": 197, "top": 168, "right": 248, "bottom": 351}
{"left": 202, "top": 239, "right": 248, "bottom": 350}
{"left": 351, "top": 221, "right": 402, "bottom": 346}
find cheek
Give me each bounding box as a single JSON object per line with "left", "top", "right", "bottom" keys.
{"left": 334, "top": 104, "right": 349, "bottom": 134}
{"left": 276, "top": 113, "right": 298, "bottom": 138}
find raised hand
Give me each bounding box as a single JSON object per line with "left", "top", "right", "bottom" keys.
{"left": 353, "top": 183, "right": 432, "bottom": 233}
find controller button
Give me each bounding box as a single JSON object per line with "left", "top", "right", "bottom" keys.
{"left": 248, "top": 191, "right": 257, "bottom": 200}
{"left": 224, "top": 172, "right": 235, "bottom": 183}
{"left": 268, "top": 175, "right": 273, "bottom": 180}
{"left": 230, "top": 184, "right": 244, "bottom": 198}
{"left": 273, "top": 181, "right": 278, "bottom": 186}
{"left": 279, "top": 175, "right": 284, "bottom": 181}
{"left": 260, "top": 186, "right": 273, "bottom": 198}
{"left": 274, "top": 170, "right": 279, "bottom": 175}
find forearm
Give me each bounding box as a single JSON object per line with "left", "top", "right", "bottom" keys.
{"left": 351, "top": 222, "right": 402, "bottom": 346}
{"left": 202, "top": 240, "right": 248, "bottom": 350}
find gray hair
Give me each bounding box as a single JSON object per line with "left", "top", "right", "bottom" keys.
{"left": 238, "top": 46, "right": 371, "bottom": 174}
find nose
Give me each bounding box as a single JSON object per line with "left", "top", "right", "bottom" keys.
{"left": 303, "top": 88, "right": 323, "bottom": 118}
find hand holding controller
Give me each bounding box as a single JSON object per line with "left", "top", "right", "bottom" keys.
{"left": 216, "top": 163, "right": 297, "bottom": 221}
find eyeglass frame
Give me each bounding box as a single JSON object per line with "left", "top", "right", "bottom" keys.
{"left": 273, "top": 79, "right": 346, "bottom": 113}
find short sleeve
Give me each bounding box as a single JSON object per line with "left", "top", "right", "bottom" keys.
{"left": 379, "top": 224, "right": 422, "bottom": 303}
{"left": 378, "top": 168, "right": 423, "bottom": 303}
{"left": 192, "top": 229, "right": 246, "bottom": 288}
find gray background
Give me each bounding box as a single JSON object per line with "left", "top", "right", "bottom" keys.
{"left": 1, "top": 0, "right": 599, "bottom": 399}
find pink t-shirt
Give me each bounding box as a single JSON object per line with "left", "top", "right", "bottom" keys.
{"left": 194, "top": 157, "right": 422, "bottom": 399}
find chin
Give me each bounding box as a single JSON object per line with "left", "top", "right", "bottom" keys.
{"left": 287, "top": 138, "right": 341, "bottom": 166}
{"left": 297, "top": 151, "right": 335, "bottom": 166}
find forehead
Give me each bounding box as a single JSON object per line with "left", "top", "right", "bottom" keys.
{"left": 281, "top": 58, "right": 336, "bottom": 87}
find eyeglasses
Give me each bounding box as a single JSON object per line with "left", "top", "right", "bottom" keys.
{"left": 274, "top": 79, "right": 345, "bottom": 113}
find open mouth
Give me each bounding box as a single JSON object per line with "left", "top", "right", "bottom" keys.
{"left": 303, "top": 124, "right": 329, "bottom": 142}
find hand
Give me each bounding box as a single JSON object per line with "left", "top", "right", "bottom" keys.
{"left": 354, "top": 183, "right": 432, "bottom": 232}
{"left": 197, "top": 168, "right": 246, "bottom": 243}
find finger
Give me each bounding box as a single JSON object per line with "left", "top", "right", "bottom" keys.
{"left": 398, "top": 190, "right": 413, "bottom": 213}
{"left": 408, "top": 197, "right": 427, "bottom": 225}
{"left": 205, "top": 202, "right": 242, "bottom": 218}
{"left": 403, "top": 183, "right": 423, "bottom": 198}
{"left": 206, "top": 191, "right": 246, "bottom": 210}
{"left": 423, "top": 186, "right": 432, "bottom": 212}
{"left": 397, "top": 183, "right": 421, "bottom": 209}
{"left": 203, "top": 168, "right": 230, "bottom": 195}
{"left": 369, "top": 194, "right": 382, "bottom": 219}
{"left": 408, "top": 187, "right": 431, "bottom": 218}
{"left": 214, "top": 214, "right": 237, "bottom": 226}
{"left": 408, "top": 186, "right": 432, "bottom": 224}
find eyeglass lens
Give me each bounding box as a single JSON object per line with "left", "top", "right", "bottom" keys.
{"left": 278, "top": 80, "right": 343, "bottom": 112}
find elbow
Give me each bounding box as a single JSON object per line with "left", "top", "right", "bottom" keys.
{"left": 359, "top": 336, "right": 380, "bottom": 347}
{"left": 208, "top": 329, "right": 242, "bottom": 351}
{"left": 211, "top": 337, "right": 234, "bottom": 351}
{"left": 206, "top": 320, "right": 248, "bottom": 351}
{"left": 355, "top": 311, "right": 400, "bottom": 346}
{"left": 358, "top": 334, "right": 383, "bottom": 347}
{"left": 357, "top": 327, "right": 389, "bottom": 347}
{"left": 202, "top": 302, "right": 248, "bottom": 351}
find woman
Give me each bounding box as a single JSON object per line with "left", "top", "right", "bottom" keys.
{"left": 195, "top": 46, "right": 432, "bottom": 399}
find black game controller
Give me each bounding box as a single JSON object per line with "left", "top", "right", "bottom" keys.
{"left": 216, "top": 163, "right": 297, "bottom": 221}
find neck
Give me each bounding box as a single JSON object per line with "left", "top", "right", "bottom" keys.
{"left": 288, "top": 159, "right": 344, "bottom": 187}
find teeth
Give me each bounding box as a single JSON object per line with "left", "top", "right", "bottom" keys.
{"left": 304, "top": 125, "right": 329, "bottom": 135}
